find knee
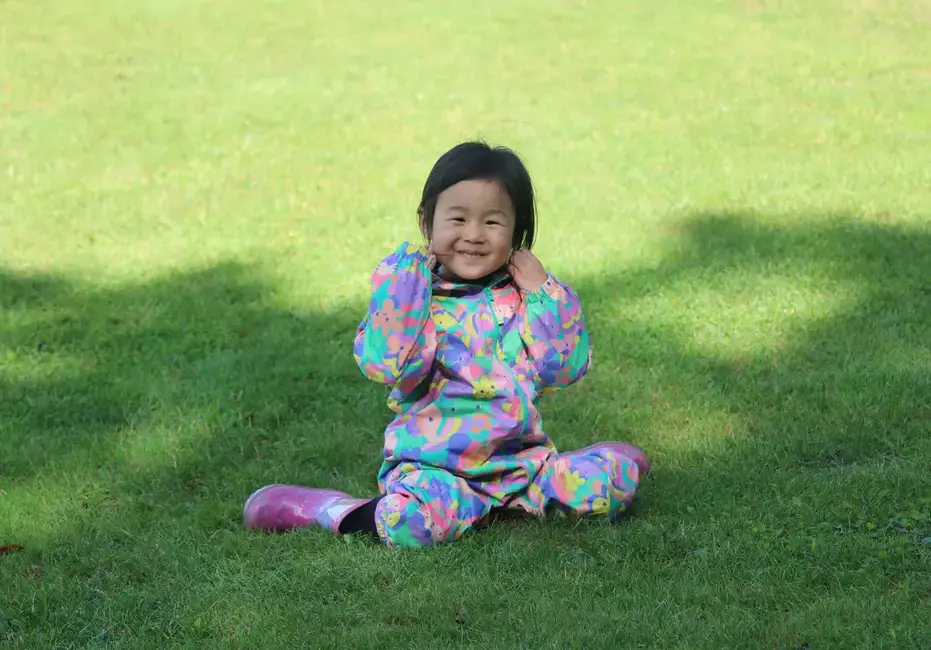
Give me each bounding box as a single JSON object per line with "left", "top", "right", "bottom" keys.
{"left": 375, "top": 490, "right": 456, "bottom": 549}
{"left": 577, "top": 447, "right": 640, "bottom": 493}
{"left": 600, "top": 454, "right": 640, "bottom": 519}
{"left": 566, "top": 453, "right": 640, "bottom": 520}
{"left": 588, "top": 442, "right": 649, "bottom": 477}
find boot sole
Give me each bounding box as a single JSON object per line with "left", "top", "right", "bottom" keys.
{"left": 242, "top": 484, "right": 284, "bottom": 526}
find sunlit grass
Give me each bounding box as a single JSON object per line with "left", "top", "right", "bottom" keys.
{"left": 2, "top": 0, "right": 931, "bottom": 648}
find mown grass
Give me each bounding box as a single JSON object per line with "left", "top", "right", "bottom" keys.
{"left": 2, "top": 0, "right": 930, "bottom": 648}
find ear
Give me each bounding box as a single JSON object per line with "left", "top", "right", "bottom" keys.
{"left": 417, "top": 205, "right": 431, "bottom": 241}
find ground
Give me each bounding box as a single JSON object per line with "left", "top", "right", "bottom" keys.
{"left": 1, "top": 0, "right": 930, "bottom": 648}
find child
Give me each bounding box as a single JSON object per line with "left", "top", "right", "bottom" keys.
{"left": 243, "top": 142, "right": 649, "bottom": 549}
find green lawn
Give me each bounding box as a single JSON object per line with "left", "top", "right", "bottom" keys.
{"left": 2, "top": 0, "right": 930, "bottom": 648}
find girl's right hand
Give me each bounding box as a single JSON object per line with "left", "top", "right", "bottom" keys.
{"left": 508, "top": 248, "right": 548, "bottom": 293}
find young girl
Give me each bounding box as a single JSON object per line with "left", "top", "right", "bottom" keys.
{"left": 243, "top": 142, "right": 649, "bottom": 549}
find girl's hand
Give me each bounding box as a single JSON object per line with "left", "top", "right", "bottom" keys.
{"left": 508, "top": 249, "right": 548, "bottom": 293}
{"left": 425, "top": 242, "right": 455, "bottom": 272}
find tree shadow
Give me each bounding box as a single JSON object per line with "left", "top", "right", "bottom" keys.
{"left": 556, "top": 212, "right": 931, "bottom": 518}
{"left": 0, "top": 263, "right": 391, "bottom": 540}
{"left": 2, "top": 212, "right": 929, "bottom": 536}
{"left": 2, "top": 212, "right": 930, "bottom": 647}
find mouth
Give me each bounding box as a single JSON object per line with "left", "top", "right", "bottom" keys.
{"left": 456, "top": 251, "right": 488, "bottom": 259}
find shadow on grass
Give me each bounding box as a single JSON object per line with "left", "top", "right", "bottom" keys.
{"left": 0, "top": 263, "right": 388, "bottom": 528}
{"left": 2, "top": 212, "right": 930, "bottom": 648}
{"left": 1, "top": 212, "right": 929, "bottom": 542}
{"left": 579, "top": 213, "right": 930, "bottom": 439}
{"left": 563, "top": 213, "right": 931, "bottom": 518}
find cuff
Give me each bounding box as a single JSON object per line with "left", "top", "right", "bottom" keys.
{"left": 523, "top": 274, "right": 560, "bottom": 303}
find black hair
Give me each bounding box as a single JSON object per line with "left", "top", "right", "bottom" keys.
{"left": 417, "top": 141, "right": 536, "bottom": 250}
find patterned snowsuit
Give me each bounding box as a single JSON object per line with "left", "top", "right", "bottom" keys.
{"left": 354, "top": 243, "right": 640, "bottom": 548}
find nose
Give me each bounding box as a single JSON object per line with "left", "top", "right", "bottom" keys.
{"left": 464, "top": 222, "right": 485, "bottom": 243}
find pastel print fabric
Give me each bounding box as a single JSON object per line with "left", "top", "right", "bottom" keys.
{"left": 353, "top": 243, "right": 639, "bottom": 548}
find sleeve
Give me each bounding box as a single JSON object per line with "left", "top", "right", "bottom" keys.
{"left": 353, "top": 242, "right": 437, "bottom": 394}
{"left": 519, "top": 275, "right": 592, "bottom": 392}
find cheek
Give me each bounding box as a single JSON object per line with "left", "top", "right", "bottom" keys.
{"left": 494, "top": 228, "right": 514, "bottom": 251}
{"left": 489, "top": 233, "right": 513, "bottom": 263}
{"left": 430, "top": 225, "right": 456, "bottom": 250}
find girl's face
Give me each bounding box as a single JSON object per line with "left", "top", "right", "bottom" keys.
{"left": 428, "top": 179, "right": 516, "bottom": 283}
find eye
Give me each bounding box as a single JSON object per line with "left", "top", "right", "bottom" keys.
{"left": 450, "top": 217, "right": 465, "bottom": 223}
{"left": 487, "top": 220, "right": 501, "bottom": 226}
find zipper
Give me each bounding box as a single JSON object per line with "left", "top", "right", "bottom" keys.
{"left": 483, "top": 287, "right": 532, "bottom": 433}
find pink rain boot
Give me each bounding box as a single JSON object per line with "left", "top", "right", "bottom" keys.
{"left": 242, "top": 484, "right": 371, "bottom": 534}
{"left": 579, "top": 442, "right": 651, "bottom": 476}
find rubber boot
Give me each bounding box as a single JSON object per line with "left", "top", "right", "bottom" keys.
{"left": 242, "top": 484, "right": 371, "bottom": 534}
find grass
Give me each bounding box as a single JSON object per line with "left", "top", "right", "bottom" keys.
{"left": 2, "top": 0, "right": 930, "bottom": 647}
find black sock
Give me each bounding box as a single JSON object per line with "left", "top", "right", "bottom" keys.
{"left": 337, "top": 497, "right": 381, "bottom": 536}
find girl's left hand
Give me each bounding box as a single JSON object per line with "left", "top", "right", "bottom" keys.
{"left": 508, "top": 249, "right": 548, "bottom": 293}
